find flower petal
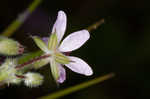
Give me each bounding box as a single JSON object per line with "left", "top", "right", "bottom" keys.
{"left": 42, "top": 37, "right": 49, "bottom": 45}
{"left": 57, "top": 65, "right": 66, "bottom": 83}
{"left": 65, "top": 56, "right": 93, "bottom": 76}
{"left": 52, "top": 11, "right": 67, "bottom": 43}
{"left": 59, "top": 30, "right": 90, "bottom": 52}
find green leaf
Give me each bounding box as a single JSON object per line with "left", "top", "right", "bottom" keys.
{"left": 1, "top": 0, "right": 42, "bottom": 37}
{"left": 39, "top": 73, "right": 115, "bottom": 99}
{"left": 28, "top": 0, "right": 42, "bottom": 12}
{"left": 32, "top": 36, "right": 48, "bottom": 52}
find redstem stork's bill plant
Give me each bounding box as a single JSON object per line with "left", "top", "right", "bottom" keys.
{"left": 32, "top": 11, "right": 93, "bottom": 83}
{"left": 0, "top": 1, "right": 115, "bottom": 98}
{"left": 0, "top": 10, "right": 93, "bottom": 87}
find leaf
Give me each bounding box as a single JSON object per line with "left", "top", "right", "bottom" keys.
{"left": 1, "top": 0, "right": 42, "bottom": 37}
{"left": 39, "top": 73, "right": 115, "bottom": 99}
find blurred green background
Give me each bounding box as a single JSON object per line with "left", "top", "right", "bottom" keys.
{"left": 0, "top": 0, "right": 150, "bottom": 99}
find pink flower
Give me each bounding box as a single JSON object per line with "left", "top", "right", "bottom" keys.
{"left": 33, "top": 11, "right": 93, "bottom": 83}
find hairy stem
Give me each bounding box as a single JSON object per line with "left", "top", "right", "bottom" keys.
{"left": 15, "top": 54, "right": 50, "bottom": 69}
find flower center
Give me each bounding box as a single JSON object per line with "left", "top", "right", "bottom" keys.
{"left": 53, "top": 51, "right": 70, "bottom": 65}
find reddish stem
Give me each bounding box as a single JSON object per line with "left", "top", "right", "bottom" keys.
{"left": 15, "top": 54, "right": 51, "bottom": 69}
{"left": 16, "top": 75, "right": 26, "bottom": 79}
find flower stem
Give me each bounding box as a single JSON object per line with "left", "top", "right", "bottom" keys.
{"left": 1, "top": 0, "right": 42, "bottom": 37}
{"left": 87, "top": 18, "right": 104, "bottom": 32}
{"left": 39, "top": 73, "right": 115, "bottom": 99}
{"left": 15, "top": 75, "right": 26, "bottom": 79}
{"left": 15, "top": 54, "right": 50, "bottom": 69}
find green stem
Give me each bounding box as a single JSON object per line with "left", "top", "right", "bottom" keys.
{"left": 16, "top": 54, "right": 50, "bottom": 69}
{"left": 39, "top": 73, "right": 115, "bottom": 99}
{"left": 27, "top": 0, "right": 42, "bottom": 12}
{"left": 87, "top": 18, "right": 104, "bottom": 32}
{"left": 1, "top": 0, "right": 42, "bottom": 37}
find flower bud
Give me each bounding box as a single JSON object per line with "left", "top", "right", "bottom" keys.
{"left": 8, "top": 75, "right": 22, "bottom": 85}
{"left": 24, "top": 72, "right": 43, "bottom": 87}
{"left": 0, "top": 36, "right": 24, "bottom": 55}
{"left": 0, "top": 58, "right": 19, "bottom": 84}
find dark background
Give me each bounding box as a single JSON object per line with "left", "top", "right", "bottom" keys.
{"left": 0, "top": 0, "right": 150, "bottom": 99}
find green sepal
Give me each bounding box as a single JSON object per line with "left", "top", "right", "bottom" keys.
{"left": 48, "top": 33, "right": 58, "bottom": 50}
{"left": 55, "top": 52, "right": 70, "bottom": 64}
{"left": 32, "top": 36, "right": 48, "bottom": 52}
{"left": 50, "top": 59, "right": 59, "bottom": 81}
{"left": 33, "top": 58, "right": 49, "bottom": 69}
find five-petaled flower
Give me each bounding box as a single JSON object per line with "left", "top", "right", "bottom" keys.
{"left": 33, "top": 11, "right": 93, "bottom": 83}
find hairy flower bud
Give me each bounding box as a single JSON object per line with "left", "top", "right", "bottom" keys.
{"left": 24, "top": 72, "right": 43, "bottom": 87}
{"left": 8, "top": 75, "right": 22, "bottom": 85}
{"left": 0, "top": 58, "right": 20, "bottom": 85}
{"left": 0, "top": 36, "right": 24, "bottom": 55}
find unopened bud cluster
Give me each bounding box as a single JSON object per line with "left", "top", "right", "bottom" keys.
{"left": 0, "top": 36, "right": 45, "bottom": 87}
{"left": 0, "top": 57, "right": 44, "bottom": 87}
